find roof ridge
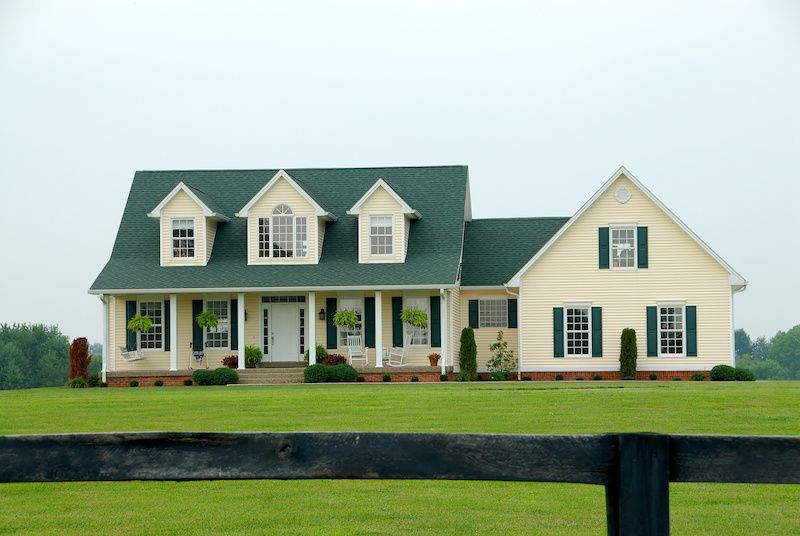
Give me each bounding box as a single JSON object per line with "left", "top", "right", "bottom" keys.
{"left": 135, "top": 164, "right": 468, "bottom": 174}
{"left": 468, "top": 216, "right": 570, "bottom": 222}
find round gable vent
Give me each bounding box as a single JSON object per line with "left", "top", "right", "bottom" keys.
{"left": 615, "top": 186, "right": 631, "bottom": 204}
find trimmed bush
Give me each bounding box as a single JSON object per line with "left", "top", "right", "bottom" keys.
{"left": 130, "top": 379, "right": 139, "bottom": 387}
{"left": 619, "top": 328, "right": 638, "bottom": 380}
{"left": 212, "top": 367, "right": 238, "bottom": 385}
{"left": 192, "top": 369, "right": 215, "bottom": 386}
{"left": 154, "top": 379, "right": 164, "bottom": 387}
{"left": 649, "top": 373, "right": 658, "bottom": 381}
{"left": 183, "top": 378, "right": 193, "bottom": 386}
{"left": 575, "top": 377, "right": 584, "bottom": 381}
{"left": 222, "top": 355, "right": 238, "bottom": 369}
{"left": 88, "top": 373, "right": 101, "bottom": 387}
{"left": 459, "top": 327, "right": 478, "bottom": 381}
{"left": 593, "top": 374, "right": 603, "bottom": 381}
{"left": 304, "top": 364, "right": 328, "bottom": 383}
{"left": 489, "top": 372, "right": 506, "bottom": 381}
{"left": 673, "top": 378, "right": 682, "bottom": 381}
{"left": 710, "top": 365, "right": 737, "bottom": 381}
{"left": 327, "top": 364, "right": 358, "bottom": 382}
{"left": 457, "top": 371, "right": 469, "bottom": 382}
{"left": 244, "top": 346, "right": 263, "bottom": 368}
{"left": 521, "top": 376, "right": 532, "bottom": 381}
{"left": 356, "top": 376, "right": 365, "bottom": 382}
{"left": 100, "top": 382, "right": 108, "bottom": 388}
{"left": 439, "top": 374, "right": 448, "bottom": 382}
{"left": 411, "top": 375, "right": 419, "bottom": 382}
{"left": 67, "top": 377, "right": 87, "bottom": 388}
{"left": 555, "top": 374, "right": 564, "bottom": 381}
{"left": 382, "top": 373, "right": 392, "bottom": 382}
{"left": 735, "top": 367, "right": 756, "bottom": 381}
{"left": 691, "top": 373, "right": 705, "bottom": 382}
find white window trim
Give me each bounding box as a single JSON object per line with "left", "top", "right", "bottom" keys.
{"left": 137, "top": 298, "right": 164, "bottom": 352}
{"left": 657, "top": 301, "right": 686, "bottom": 358}
{"left": 337, "top": 296, "right": 365, "bottom": 348}
{"left": 169, "top": 217, "right": 197, "bottom": 262}
{"left": 203, "top": 297, "right": 230, "bottom": 350}
{"left": 368, "top": 214, "right": 394, "bottom": 257}
{"left": 255, "top": 207, "right": 310, "bottom": 260}
{"left": 403, "top": 294, "right": 430, "bottom": 348}
{"left": 478, "top": 297, "right": 508, "bottom": 329}
{"left": 564, "top": 302, "right": 592, "bottom": 358}
{"left": 609, "top": 224, "right": 637, "bottom": 272}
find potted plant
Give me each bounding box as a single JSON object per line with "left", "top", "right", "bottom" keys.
{"left": 428, "top": 353, "right": 441, "bottom": 367}
{"left": 400, "top": 307, "right": 428, "bottom": 345}
{"left": 194, "top": 310, "right": 219, "bottom": 368}
{"left": 126, "top": 314, "right": 153, "bottom": 349}
{"left": 332, "top": 309, "right": 359, "bottom": 333}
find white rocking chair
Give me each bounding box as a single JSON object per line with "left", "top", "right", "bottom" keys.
{"left": 346, "top": 335, "right": 369, "bottom": 366}
{"left": 386, "top": 346, "right": 408, "bottom": 367}
{"left": 119, "top": 346, "right": 144, "bottom": 362}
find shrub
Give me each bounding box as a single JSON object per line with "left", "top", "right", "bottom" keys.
{"left": 88, "top": 373, "right": 101, "bottom": 387}
{"left": 382, "top": 373, "right": 392, "bottom": 382}
{"left": 456, "top": 371, "right": 469, "bottom": 382}
{"left": 320, "top": 353, "right": 347, "bottom": 366}
{"left": 459, "top": 327, "right": 478, "bottom": 381}
{"left": 244, "top": 346, "right": 263, "bottom": 368}
{"left": 673, "top": 378, "right": 682, "bottom": 381}
{"left": 710, "top": 364, "right": 737, "bottom": 381}
{"left": 487, "top": 330, "right": 516, "bottom": 380}
{"left": 192, "top": 369, "right": 215, "bottom": 386}
{"left": 735, "top": 367, "right": 756, "bottom": 381}
{"left": 222, "top": 355, "right": 238, "bottom": 369}
{"left": 304, "top": 364, "right": 328, "bottom": 383}
{"left": 619, "top": 328, "right": 638, "bottom": 380}
{"left": 575, "top": 377, "right": 584, "bottom": 381}
{"left": 154, "top": 379, "right": 164, "bottom": 387}
{"left": 555, "top": 374, "right": 564, "bottom": 381}
{"left": 68, "top": 337, "right": 91, "bottom": 382}
{"left": 691, "top": 373, "right": 705, "bottom": 382}
{"left": 212, "top": 368, "right": 238, "bottom": 385}
{"left": 130, "top": 379, "right": 139, "bottom": 387}
{"left": 439, "top": 374, "right": 449, "bottom": 382}
{"left": 67, "top": 377, "right": 87, "bottom": 388}
{"left": 327, "top": 364, "right": 358, "bottom": 382}
{"left": 593, "top": 374, "right": 603, "bottom": 381}
{"left": 303, "top": 345, "right": 329, "bottom": 363}
{"left": 100, "top": 382, "right": 108, "bottom": 388}
{"left": 183, "top": 378, "right": 193, "bottom": 386}
{"left": 521, "top": 376, "right": 532, "bottom": 381}
{"left": 411, "top": 375, "right": 419, "bottom": 382}
{"left": 649, "top": 373, "right": 658, "bottom": 381}
{"left": 356, "top": 376, "right": 365, "bottom": 383}
{"left": 489, "top": 372, "right": 506, "bottom": 381}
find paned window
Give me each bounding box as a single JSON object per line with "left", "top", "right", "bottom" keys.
{"left": 139, "top": 301, "right": 163, "bottom": 350}
{"left": 256, "top": 205, "right": 309, "bottom": 259}
{"left": 565, "top": 306, "right": 590, "bottom": 356}
{"left": 659, "top": 305, "right": 684, "bottom": 356}
{"left": 296, "top": 216, "right": 308, "bottom": 257}
{"left": 338, "top": 298, "right": 363, "bottom": 347}
{"left": 262, "top": 308, "right": 269, "bottom": 356}
{"left": 272, "top": 204, "right": 294, "bottom": 258}
{"left": 171, "top": 219, "right": 195, "bottom": 258}
{"left": 479, "top": 299, "right": 507, "bottom": 328}
{"left": 404, "top": 296, "right": 429, "bottom": 346}
{"left": 299, "top": 308, "right": 306, "bottom": 355}
{"left": 205, "top": 300, "right": 229, "bottom": 348}
{"left": 611, "top": 226, "right": 636, "bottom": 269}
{"left": 258, "top": 217, "right": 270, "bottom": 258}
{"left": 369, "top": 215, "right": 393, "bottom": 256}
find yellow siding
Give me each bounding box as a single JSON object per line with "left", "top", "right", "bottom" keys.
{"left": 458, "top": 290, "right": 519, "bottom": 371}
{"left": 519, "top": 174, "right": 732, "bottom": 371}
{"left": 449, "top": 287, "right": 461, "bottom": 365}
{"left": 160, "top": 190, "right": 207, "bottom": 266}
{"left": 358, "top": 187, "right": 405, "bottom": 263}
{"left": 317, "top": 219, "right": 326, "bottom": 261}
{"left": 206, "top": 219, "right": 217, "bottom": 260}
{"left": 110, "top": 294, "right": 170, "bottom": 371}
{"left": 247, "top": 177, "right": 318, "bottom": 265}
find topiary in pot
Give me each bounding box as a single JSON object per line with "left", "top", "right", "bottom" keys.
{"left": 619, "top": 328, "right": 638, "bottom": 380}
{"left": 459, "top": 327, "right": 478, "bottom": 381}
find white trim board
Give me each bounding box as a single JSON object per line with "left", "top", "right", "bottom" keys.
{"left": 147, "top": 182, "right": 230, "bottom": 222}
{"left": 89, "top": 283, "right": 458, "bottom": 295}
{"left": 235, "top": 169, "right": 337, "bottom": 221}
{"left": 346, "top": 178, "right": 421, "bottom": 219}
{"left": 505, "top": 166, "right": 748, "bottom": 290}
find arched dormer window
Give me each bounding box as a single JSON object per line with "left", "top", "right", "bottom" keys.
{"left": 258, "top": 204, "right": 308, "bottom": 259}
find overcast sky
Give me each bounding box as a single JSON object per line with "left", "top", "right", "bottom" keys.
{"left": 0, "top": 0, "right": 798, "bottom": 344}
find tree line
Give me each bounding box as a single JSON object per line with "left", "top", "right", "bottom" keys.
{"left": 735, "top": 325, "right": 800, "bottom": 380}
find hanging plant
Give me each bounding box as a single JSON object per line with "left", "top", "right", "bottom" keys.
{"left": 332, "top": 309, "right": 359, "bottom": 329}
{"left": 400, "top": 307, "right": 428, "bottom": 328}
{"left": 195, "top": 310, "right": 220, "bottom": 330}
{"left": 127, "top": 314, "right": 153, "bottom": 333}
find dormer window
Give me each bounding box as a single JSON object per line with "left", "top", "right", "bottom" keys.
{"left": 171, "top": 218, "right": 195, "bottom": 258}
{"left": 257, "top": 204, "right": 308, "bottom": 259}
{"left": 369, "top": 215, "right": 394, "bottom": 256}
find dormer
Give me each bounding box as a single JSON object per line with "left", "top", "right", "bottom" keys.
{"left": 147, "top": 182, "right": 229, "bottom": 267}
{"left": 347, "top": 178, "right": 420, "bottom": 264}
{"left": 236, "top": 170, "right": 337, "bottom": 265}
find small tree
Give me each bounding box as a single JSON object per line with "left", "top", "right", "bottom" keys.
{"left": 459, "top": 327, "right": 478, "bottom": 380}
{"left": 487, "top": 330, "right": 517, "bottom": 380}
{"left": 619, "top": 328, "right": 638, "bottom": 380}
{"left": 68, "top": 337, "right": 91, "bottom": 382}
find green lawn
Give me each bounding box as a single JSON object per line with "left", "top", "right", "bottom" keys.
{"left": 1, "top": 381, "right": 799, "bottom": 534}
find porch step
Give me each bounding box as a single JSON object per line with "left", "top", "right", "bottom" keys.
{"left": 236, "top": 368, "right": 305, "bottom": 384}
{"left": 256, "top": 361, "right": 306, "bottom": 368}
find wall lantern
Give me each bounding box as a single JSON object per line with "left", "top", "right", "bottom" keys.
{"left": 318, "top": 308, "right": 326, "bottom": 321}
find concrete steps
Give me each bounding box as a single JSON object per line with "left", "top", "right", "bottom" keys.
{"left": 236, "top": 367, "right": 305, "bottom": 385}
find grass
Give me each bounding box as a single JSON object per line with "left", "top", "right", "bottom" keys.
{"left": 1, "top": 381, "right": 799, "bottom": 534}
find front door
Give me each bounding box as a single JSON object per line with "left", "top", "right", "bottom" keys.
{"left": 269, "top": 303, "right": 300, "bottom": 361}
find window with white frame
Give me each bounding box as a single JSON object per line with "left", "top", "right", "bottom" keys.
{"left": 272, "top": 204, "right": 294, "bottom": 258}
{"left": 565, "top": 305, "right": 590, "bottom": 357}
{"left": 369, "top": 215, "right": 393, "bottom": 256}
{"left": 258, "top": 217, "right": 270, "bottom": 258}
{"left": 659, "top": 304, "right": 684, "bottom": 356}
{"left": 256, "top": 205, "right": 309, "bottom": 259}
{"left": 479, "top": 298, "right": 507, "bottom": 328}
{"left": 205, "top": 300, "right": 229, "bottom": 348}
{"left": 296, "top": 216, "right": 308, "bottom": 257}
{"left": 171, "top": 219, "right": 195, "bottom": 258}
{"left": 138, "top": 301, "right": 163, "bottom": 350}
{"left": 611, "top": 226, "right": 636, "bottom": 269}
{"left": 338, "top": 298, "right": 363, "bottom": 347}
{"left": 404, "top": 296, "right": 429, "bottom": 346}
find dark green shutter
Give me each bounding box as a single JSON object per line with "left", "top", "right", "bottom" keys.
{"left": 637, "top": 226, "right": 649, "bottom": 268}
{"left": 468, "top": 300, "right": 479, "bottom": 328}
{"left": 430, "top": 296, "right": 441, "bottom": 348}
{"left": 392, "top": 297, "right": 403, "bottom": 347}
{"left": 646, "top": 306, "right": 657, "bottom": 357}
{"left": 507, "top": 299, "right": 518, "bottom": 328}
{"left": 364, "top": 297, "right": 375, "bottom": 348}
{"left": 230, "top": 299, "right": 238, "bottom": 351}
{"left": 192, "top": 300, "right": 204, "bottom": 351}
{"left": 125, "top": 300, "right": 137, "bottom": 351}
{"left": 163, "top": 300, "right": 170, "bottom": 352}
{"left": 599, "top": 227, "right": 610, "bottom": 269}
{"left": 326, "top": 298, "right": 337, "bottom": 349}
{"left": 553, "top": 307, "right": 564, "bottom": 358}
{"left": 686, "top": 306, "right": 697, "bottom": 357}
{"left": 591, "top": 307, "right": 602, "bottom": 357}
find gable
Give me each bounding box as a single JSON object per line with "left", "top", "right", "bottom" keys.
{"left": 235, "top": 170, "right": 333, "bottom": 219}
{"left": 347, "top": 178, "right": 420, "bottom": 218}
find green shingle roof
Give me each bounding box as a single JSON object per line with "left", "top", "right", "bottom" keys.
{"left": 182, "top": 184, "right": 227, "bottom": 219}
{"left": 90, "top": 166, "right": 468, "bottom": 292}
{"left": 460, "top": 217, "right": 569, "bottom": 287}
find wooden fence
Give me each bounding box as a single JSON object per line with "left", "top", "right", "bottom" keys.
{"left": 1, "top": 432, "right": 799, "bottom": 535}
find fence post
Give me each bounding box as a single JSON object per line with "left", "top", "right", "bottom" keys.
{"left": 605, "top": 433, "right": 670, "bottom": 536}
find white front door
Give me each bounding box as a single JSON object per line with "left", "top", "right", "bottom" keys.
{"left": 270, "top": 303, "right": 300, "bottom": 361}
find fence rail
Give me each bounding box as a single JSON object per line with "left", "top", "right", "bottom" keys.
{"left": 1, "top": 432, "right": 799, "bottom": 535}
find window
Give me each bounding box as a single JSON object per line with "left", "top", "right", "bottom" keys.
{"left": 659, "top": 304, "right": 684, "bottom": 356}
{"left": 479, "top": 299, "right": 508, "bottom": 328}
{"left": 369, "top": 215, "right": 393, "bottom": 256}
{"left": 404, "top": 296, "right": 429, "bottom": 346}
{"left": 299, "top": 308, "right": 306, "bottom": 356}
{"left": 205, "top": 300, "right": 229, "bottom": 348}
{"left": 272, "top": 204, "right": 294, "bottom": 258}
{"left": 338, "top": 298, "right": 363, "bottom": 347}
{"left": 296, "top": 216, "right": 308, "bottom": 257}
{"left": 171, "top": 219, "right": 195, "bottom": 258}
{"left": 258, "top": 217, "right": 270, "bottom": 258}
{"left": 138, "top": 301, "right": 163, "bottom": 350}
{"left": 611, "top": 226, "right": 636, "bottom": 269}
{"left": 262, "top": 308, "right": 269, "bottom": 356}
{"left": 256, "top": 205, "right": 309, "bottom": 259}
{"left": 565, "top": 305, "right": 590, "bottom": 357}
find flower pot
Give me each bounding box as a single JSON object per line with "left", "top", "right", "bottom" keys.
{"left": 429, "top": 358, "right": 440, "bottom": 367}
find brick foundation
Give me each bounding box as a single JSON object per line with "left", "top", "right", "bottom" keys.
{"left": 361, "top": 371, "right": 447, "bottom": 382}
{"left": 107, "top": 374, "right": 193, "bottom": 387}
{"left": 516, "top": 370, "right": 709, "bottom": 381}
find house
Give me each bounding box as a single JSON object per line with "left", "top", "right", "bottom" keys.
{"left": 89, "top": 165, "right": 746, "bottom": 384}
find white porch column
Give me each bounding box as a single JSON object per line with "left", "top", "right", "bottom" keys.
{"left": 101, "top": 295, "right": 108, "bottom": 383}
{"left": 374, "top": 291, "right": 383, "bottom": 367}
{"left": 308, "top": 291, "right": 317, "bottom": 365}
{"left": 440, "top": 289, "right": 448, "bottom": 375}
{"left": 169, "top": 294, "right": 178, "bottom": 371}
{"left": 237, "top": 293, "right": 246, "bottom": 370}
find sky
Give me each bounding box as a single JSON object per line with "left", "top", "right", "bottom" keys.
{"left": 0, "top": 0, "right": 798, "bottom": 344}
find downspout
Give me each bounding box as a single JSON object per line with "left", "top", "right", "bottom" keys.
{"left": 504, "top": 286, "right": 520, "bottom": 381}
